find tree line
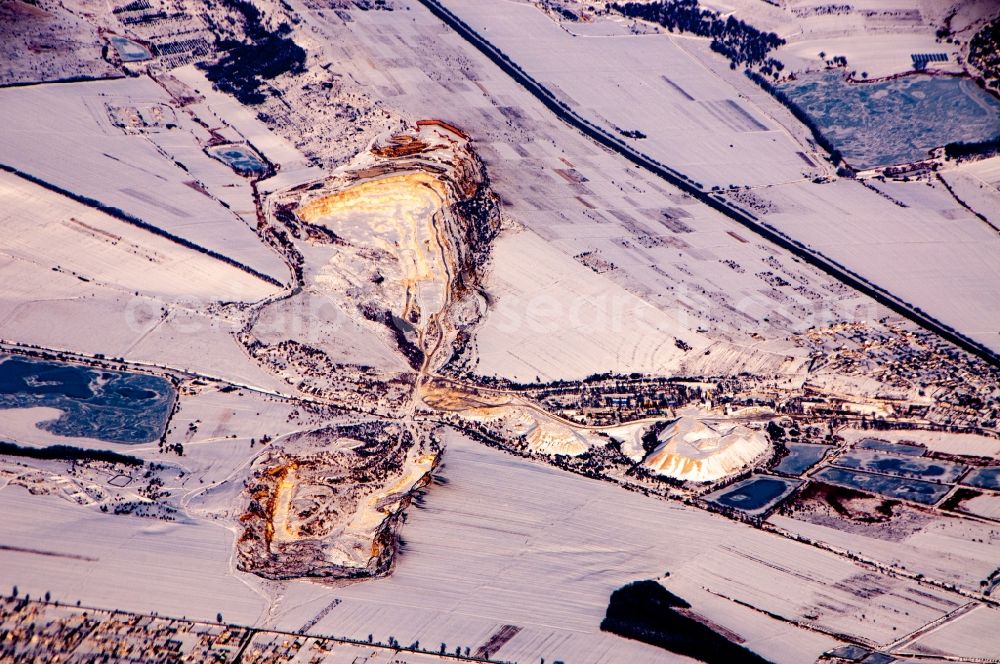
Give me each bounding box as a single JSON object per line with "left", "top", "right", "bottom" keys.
{"left": 0, "top": 440, "right": 143, "bottom": 466}
{"left": 198, "top": 0, "right": 306, "bottom": 105}
{"left": 610, "top": 0, "right": 785, "bottom": 72}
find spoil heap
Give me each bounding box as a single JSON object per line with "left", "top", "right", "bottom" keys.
{"left": 643, "top": 417, "right": 770, "bottom": 482}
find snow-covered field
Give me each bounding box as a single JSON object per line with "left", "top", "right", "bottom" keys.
{"left": 940, "top": 158, "right": 1000, "bottom": 231}
{"left": 2, "top": 426, "right": 978, "bottom": 662}
{"left": 0, "top": 171, "right": 274, "bottom": 302}
{"left": 0, "top": 77, "right": 289, "bottom": 285}
{"left": 0, "top": 171, "right": 297, "bottom": 389}
{"left": 242, "top": 432, "right": 961, "bottom": 661}
{"left": 447, "top": 0, "right": 817, "bottom": 188}
{"left": 476, "top": 231, "right": 702, "bottom": 380}
{"left": 901, "top": 604, "right": 1000, "bottom": 660}
{"left": 429, "top": 0, "right": 1000, "bottom": 354}
{"left": 768, "top": 510, "right": 999, "bottom": 594}
{"left": 0, "top": 486, "right": 270, "bottom": 623}
{"left": 758, "top": 176, "right": 1000, "bottom": 351}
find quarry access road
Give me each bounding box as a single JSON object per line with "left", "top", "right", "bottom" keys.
{"left": 418, "top": 0, "right": 1000, "bottom": 369}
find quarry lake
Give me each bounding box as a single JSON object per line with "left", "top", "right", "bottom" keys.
{"left": 779, "top": 71, "right": 1000, "bottom": 169}
{"left": 857, "top": 438, "right": 926, "bottom": 456}
{"left": 109, "top": 36, "right": 152, "bottom": 63}
{"left": 706, "top": 475, "right": 801, "bottom": 514}
{"left": 814, "top": 466, "right": 950, "bottom": 505}
{"left": 963, "top": 467, "right": 1000, "bottom": 491}
{"left": 207, "top": 143, "right": 267, "bottom": 175}
{"left": 833, "top": 449, "right": 967, "bottom": 483}
{"left": 774, "top": 443, "right": 829, "bottom": 475}
{"left": 0, "top": 355, "right": 174, "bottom": 444}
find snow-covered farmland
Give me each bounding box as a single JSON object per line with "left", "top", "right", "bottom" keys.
{"left": 0, "top": 172, "right": 296, "bottom": 389}
{"left": 768, "top": 510, "right": 1000, "bottom": 593}
{"left": 432, "top": 0, "right": 1000, "bottom": 355}
{"left": 0, "top": 171, "right": 275, "bottom": 302}
{"left": 901, "top": 604, "right": 1000, "bottom": 660}
{"left": 444, "top": 0, "right": 817, "bottom": 188}
{"left": 758, "top": 177, "right": 1000, "bottom": 352}
{"left": 475, "top": 231, "right": 703, "bottom": 381}
{"left": 0, "top": 486, "right": 270, "bottom": 624}
{"left": 0, "top": 77, "right": 289, "bottom": 284}
{"left": 267, "top": 432, "right": 958, "bottom": 661}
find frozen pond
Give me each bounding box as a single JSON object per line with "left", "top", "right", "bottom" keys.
{"left": 109, "top": 36, "right": 152, "bottom": 63}
{"left": 206, "top": 144, "right": 267, "bottom": 176}
{"left": 856, "top": 438, "right": 926, "bottom": 457}
{"left": 0, "top": 355, "right": 174, "bottom": 444}
{"left": 813, "top": 467, "right": 950, "bottom": 505}
{"left": 778, "top": 71, "right": 1000, "bottom": 168}
{"left": 705, "top": 475, "right": 801, "bottom": 514}
{"left": 963, "top": 467, "right": 1000, "bottom": 491}
{"left": 774, "top": 443, "right": 829, "bottom": 475}
{"left": 833, "top": 449, "right": 967, "bottom": 483}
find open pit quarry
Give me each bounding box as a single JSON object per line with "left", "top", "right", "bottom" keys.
{"left": 235, "top": 121, "right": 782, "bottom": 581}
{"left": 237, "top": 423, "right": 438, "bottom": 580}
{"left": 289, "top": 120, "right": 501, "bottom": 374}
{"left": 230, "top": 119, "right": 995, "bottom": 589}
{"left": 239, "top": 121, "right": 502, "bottom": 414}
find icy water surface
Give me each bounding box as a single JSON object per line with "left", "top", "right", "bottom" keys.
{"left": 779, "top": 71, "right": 1000, "bottom": 168}
{"left": 0, "top": 355, "right": 174, "bottom": 444}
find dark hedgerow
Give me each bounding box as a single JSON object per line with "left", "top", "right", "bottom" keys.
{"left": 944, "top": 135, "right": 1000, "bottom": 160}
{"left": 0, "top": 440, "right": 144, "bottom": 466}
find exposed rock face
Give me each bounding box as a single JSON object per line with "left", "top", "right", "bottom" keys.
{"left": 643, "top": 417, "right": 770, "bottom": 482}
{"left": 293, "top": 120, "right": 502, "bottom": 373}
{"left": 236, "top": 423, "right": 437, "bottom": 580}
